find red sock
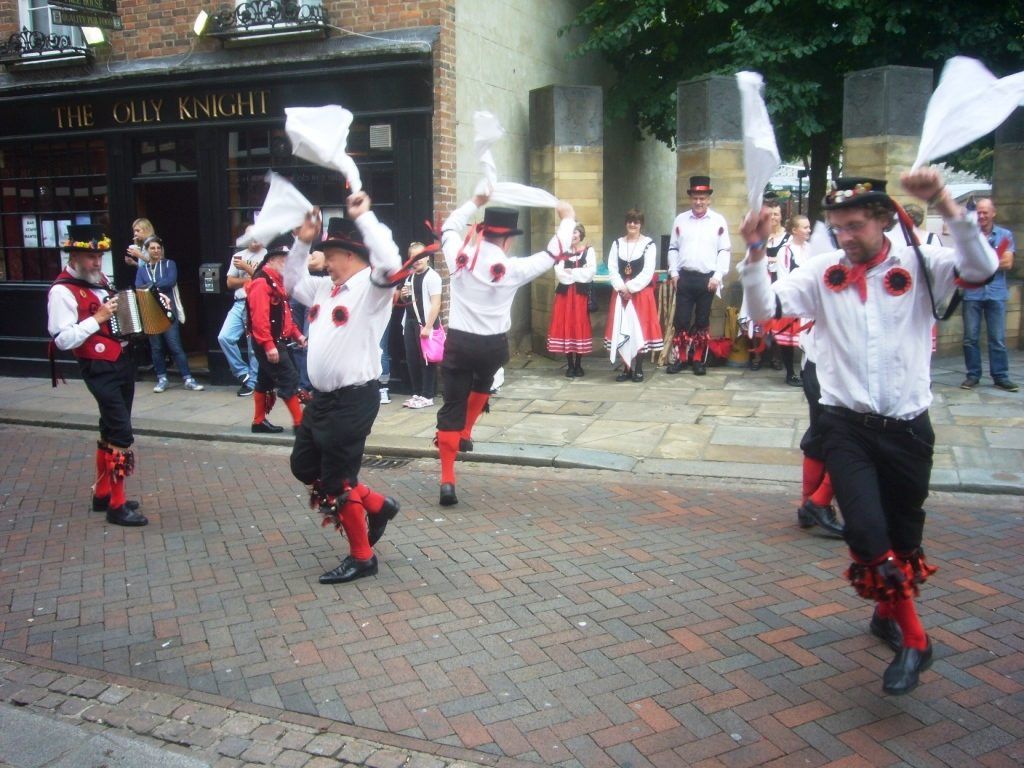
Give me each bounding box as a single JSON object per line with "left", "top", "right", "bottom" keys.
{"left": 802, "top": 457, "right": 825, "bottom": 503}
{"left": 94, "top": 447, "right": 111, "bottom": 498}
{"left": 461, "top": 392, "right": 490, "bottom": 441}
{"left": 890, "top": 596, "right": 928, "bottom": 650}
{"left": 283, "top": 395, "right": 303, "bottom": 427}
{"left": 437, "top": 430, "right": 460, "bottom": 485}
{"left": 252, "top": 391, "right": 267, "bottom": 424}
{"left": 106, "top": 450, "right": 127, "bottom": 509}
{"left": 809, "top": 472, "right": 834, "bottom": 507}
{"left": 339, "top": 498, "right": 372, "bottom": 560}
{"left": 353, "top": 483, "right": 385, "bottom": 514}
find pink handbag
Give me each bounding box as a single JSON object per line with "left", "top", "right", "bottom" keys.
{"left": 419, "top": 325, "right": 447, "bottom": 364}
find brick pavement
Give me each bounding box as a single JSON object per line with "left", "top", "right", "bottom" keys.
{"left": 0, "top": 425, "right": 1022, "bottom": 767}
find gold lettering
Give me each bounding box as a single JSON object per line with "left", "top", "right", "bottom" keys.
{"left": 178, "top": 96, "right": 193, "bottom": 120}
{"left": 53, "top": 104, "right": 95, "bottom": 129}
{"left": 259, "top": 90, "right": 268, "bottom": 114}
{"left": 215, "top": 93, "right": 236, "bottom": 117}
{"left": 237, "top": 91, "right": 255, "bottom": 117}
{"left": 146, "top": 98, "right": 163, "bottom": 123}
{"left": 112, "top": 101, "right": 132, "bottom": 125}
{"left": 192, "top": 95, "right": 212, "bottom": 119}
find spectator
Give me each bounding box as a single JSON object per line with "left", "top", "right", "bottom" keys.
{"left": 218, "top": 239, "right": 264, "bottom": 397}
{"left": 769, "top": 215, "right": 812, "bottom": 386}
{"left": 904, "top": 203, "right": 942, "bottom": 246}
{"left": 124, "top": 218, "right": 154, "bottom": 268}
{"left": 960, "top": 198, "right": 1016, "bottom": 391}
{"left": 400, "top": 242, "right": 443, "bottom": 408}
{"left": 135, "top": 236, "right": 204, "bottom": 393}
{"left": 547, "top": 223, "right": 596, "bottom": 377}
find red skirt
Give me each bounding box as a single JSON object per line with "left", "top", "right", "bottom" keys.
{"left": 603, "top": 284, "right": 664, "bottom": 352}
{"left": 547, "top": 284, "right": 593, "bottom": 354}
{"left": 765, "top": 316, "right": 802, "bottom": 347}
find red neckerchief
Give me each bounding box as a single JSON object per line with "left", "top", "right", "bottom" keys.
{"left": 330, "top": 282, "right": 343, "bottom": 298}
{"left": 847, "top": 239, "right": 890, "bottom": 303}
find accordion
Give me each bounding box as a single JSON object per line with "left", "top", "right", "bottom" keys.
{"left": 109, "top": 288, "right": 173, "bottom": 338}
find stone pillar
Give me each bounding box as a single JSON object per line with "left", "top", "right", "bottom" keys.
{"left": 842, "top": 66, "right": 931, "bottom": 209}
{"left": 994, "top": 109, "right": 1024, "bottom": 350}
{"left": 675, "top": 75, "right": 747, "bottom": 343}
{"left": 528, "top": 85, "right": 603, "bottom": 356}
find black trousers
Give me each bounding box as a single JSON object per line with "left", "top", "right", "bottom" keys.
{"left": 80, "top": 356, "right": 135, "bottom": 448}
{"left": 799, "top": 361, "right": 825, "bottom": 460}
{"left": 253, "top": 342, "right": 299, "bottom": 398}
{"left": 673, "top": 270, "right": 715, "bottom": 333}
{"left": 437, "top": 328, "right": 508, "bottom": 431}
{"left": 290, "top": 383, "right": 380, "bottom": 496}
{"left": 820, "top": 408, "right": 933, "bottom": 561}
{"left": 403, "top": 314, "right": 437, "bottom": 398}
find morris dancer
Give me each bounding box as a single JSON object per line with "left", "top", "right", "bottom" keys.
{"left": 47, "top": 224, "right": 147, "bottom": 527}
{"left": 284, "top": 193, "right": 402, "bottom": 585}
{"left": 435, "top": 192, "right": 576, "bottom": 506}
{"left": 739, "top": 169, "right": 997, "bottom": 695}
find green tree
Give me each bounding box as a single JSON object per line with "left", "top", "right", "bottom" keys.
{"left": 563, "top": 0, "right": 1024, "bottom": 219}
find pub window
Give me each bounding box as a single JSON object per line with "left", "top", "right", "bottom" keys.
{"left": 225, "top": 124, "right": 394, "bottom": 245}
{"left": 18, "top": 0, "right": 84, "bottom": 47}
{"left": 0, "top": 140, "right": 108, "bottom": 282}
{"left": 134, "top": 136, "right": 197, "bottom": 177}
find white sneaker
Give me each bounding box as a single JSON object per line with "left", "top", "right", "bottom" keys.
{"left": 184, "top": 377, "right": 205, "bottom": 391}
{"left": 402, "top": 396, "right": 418, "bottom": 408}
{"left": 153, "top": 377, "right": 168, "bottom": 393}
{"left": 417, "top": 397, "right": 434, "bottom": 408}
{"left": 379, "top": 387, "right": 391, "bottom": 404}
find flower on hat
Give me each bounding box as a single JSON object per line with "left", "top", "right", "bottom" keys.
{"left": 63, "top": 236, "right": 111, "bottom": 250}
{"left": 883, "top": 267, "right": 912, "bottom": 296}
{"left": 824, "top": 264, "right": 850, "bottom": 291}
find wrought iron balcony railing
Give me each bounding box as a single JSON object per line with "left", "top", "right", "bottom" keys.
{"left": 0, "top": 27, "right": 93, "bottom": 70}
{"left": 207, "top": 1, "right": 329, "bottom": 45}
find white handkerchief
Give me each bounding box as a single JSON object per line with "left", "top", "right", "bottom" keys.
{"left": 913, "top": 57, "right": 1024, "bottom": 169}
{"left": 236, "top": 172, "right": 314, "bottom": 247}
{"left": 736, "top": 72, "right": 781, "bottom": 212}
{"left": 472, "top": 110, "right": 558, "bottom": 209}
{"left": 610, "top": 299, "right": 643, "bottom": 365}
{"left": 285, "top": 105, "right": 363, "bottom": 193}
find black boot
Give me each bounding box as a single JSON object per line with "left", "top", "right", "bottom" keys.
{"left": 882, "top": 640, "right": 933, "bottom": 695}
{"left": 252, "top": 419, "right": 284, "bottom": 434}
{"left": 565, "top": 354, "right": 575, "bottom": 378}
{"left": 797, "top": 500, "right": 844, "bottom": 538}
{"left": 106, "top": 505, "right": 148, "bottom": 527}
{"left": 92, "top": 496, "right": 140, "bottom": 513}
{"left": 573, "top": 354, "right": 584, "bottom": 377}
{"left": 632, "top": 358, "right": 644, "bottom": 382}
{"left": 615, "top": 367, "right": 631, "bottom": 382}
{"left": 439, "top": 483, "right": 458, "bottom": 506}
{"left": 367, "top": 497, "right": 400, "bottom": 546}
{"left": 869, "top": 608, "right": 904, "bottom": 653}
{"left": 319, "top": 554, "right": 378, "bottom": 584}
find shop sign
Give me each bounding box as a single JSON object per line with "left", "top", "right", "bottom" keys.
{"left": 53, "top": 0, "right": 118, "bottom": 13}
{"left": 50, "top": 8, "right": 123, "bottom": 30}
{"left": 51, "top": 89, "right": 271, "bottom": 130}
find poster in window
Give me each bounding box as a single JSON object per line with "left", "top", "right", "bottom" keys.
{"left": 41, "top": 220, "right": 57, "bottom": 248}
{"left": 22, "top": 216, "right": 39, "bottom": 247}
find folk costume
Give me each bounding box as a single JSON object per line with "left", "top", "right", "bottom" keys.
{"left": 547, "top": 240, "right": 595, "bottom": 376}
{"left": 436, "top": 202, "right": 575, "bottom": 506}
{"left": 763, "top": 239, "right": 807, "bottom": 385}
{"left": 284, "top": 213, "right": 403, "bottom": 585}
{"left": 666, "top": 176, "right": 732, "bottom": 375}
{"left": 740, "top": 176, "right": 998, "bottom": 695}
{"left": 604, "top": 234, "right": 662, "bottom": 381}
{"left": 246, "top": 236, "right": 306, "bottom": 433}
{"left": 46, "top": 225, "right": 147, "bottom": 527}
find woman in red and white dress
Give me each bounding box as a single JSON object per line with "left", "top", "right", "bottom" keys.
{"left": 547, "top": 223, "right": 596, "bottom": 377}
{"left": 604, "top": 209, "right": 663, "bottom": 382}
{"left": 768, "top": 214, "right": 812, "bottom": 386}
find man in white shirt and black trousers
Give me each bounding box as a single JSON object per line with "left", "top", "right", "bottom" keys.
{"left": 435, "top": 192, "right": 576, "bottom": 507}
{"left": 284, "top": 193, "right": 403, "bottom": 585}
{"left": 739, "top": 167, "right": 997, "bottom": 696}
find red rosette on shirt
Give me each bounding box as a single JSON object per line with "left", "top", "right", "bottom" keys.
{"left": 823, "top": 264, "right": 850, "bottom": 292}
{"left": 307, "top": 304, "right": 320, "bottom": 323}
{"left": 883, "top": 267, "right": 912, "bottom": 296}
{"left": 332, "top": 306, "right": 349, "bottom": 326}
{"left": 490, "top": 263, "right": 506, "bottom": 282}
{"left": 455, "top": 252, "right": 469, "bottom": 271}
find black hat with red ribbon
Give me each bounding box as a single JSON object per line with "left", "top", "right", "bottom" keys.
{"left": 687, "top": 175, "right": 714, "bottom": 195}
{"left": 321, "top": 217, "right": 369, "bottom": 260}
{"left": 481, "top": 207, "right": 523, "bottom": 237}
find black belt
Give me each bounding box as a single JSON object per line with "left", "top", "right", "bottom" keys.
{"left": 822, "top": 405, "right": 921, "bottom": 432}
{"left": 314, "top": 381, "right": 377, "bottom": 398}
{"left": 234, "top": 298, "right": 246, "bottom": 302}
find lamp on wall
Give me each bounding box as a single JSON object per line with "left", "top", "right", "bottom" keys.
{"left": 81, "top": 27, "right": 106, "bottom": 46}
{"left": 193, "top": 11, "right": 210, "bottom": 36}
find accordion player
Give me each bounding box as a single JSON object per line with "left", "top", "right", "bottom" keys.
{"left": 109, "top": 286, "right": 173, "bottom": 337}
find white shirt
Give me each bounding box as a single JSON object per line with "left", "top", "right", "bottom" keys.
{"left": 47, "top": 265, "right": 109, "bottom": 351}
{"left": 228, "top": 247, "right": 266, "bottom": 301}
{"left": 554, "top": 246, "right": 596, "bottom": 285}
{"left": 667, "top": 209, "right": 731, "bottom": 280}
{"left": 284, "top": 211, "right": 402, "bottom": 391}
{"left": 608, "top": 236, "right": 656, "bottom": 294}
{"left": 404, "top": 267, "right": 443, "bottom": 326}
{"left": 441, "top": 201, "right": 574, "bottom": 335}
{"left": 739, "top": 217, "right": 997, "bottom": 419}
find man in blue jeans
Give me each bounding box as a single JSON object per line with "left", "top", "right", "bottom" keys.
{"left": 218, "top": 240, "right": 264, "bottom": 396}
{"left": 961, "top": 198, "right": 1017, "bottom": 392}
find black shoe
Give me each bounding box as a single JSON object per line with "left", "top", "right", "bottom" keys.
{"left": 666, "top": 361, "right": 685, "bottom": 375}
{"left": 459, "top": 437, "right": 474, "bottom": 452}
{"left": 750, "top": 359, "right": 762, "bottom": 371}
{"left": 574, "top": 363, "right": 584, "bottom": 377}
{"left": 106, "top": 505, "right": 148, "bottom": 526}
{"left": 882, "top": 641, "right": 933, "bottom": 695}
{"left": 770, "top": 358, "right": 783, "bottom": 371}
{"left": 786, "top": 375, "right": 803, "bottom": 387}
{"left": 615, "top": 369, "right": 631, "bottom": 382}
{"left": 870, "top": 610, "right": 904, "bottom": 653}
{"left": 367, "top": 497, "right": 400, "bottom": 546}
{"left": 565, "top": 365, "right": 575, "bottom": 378}
{"left": 632, "top": 369, "right": 645, "bottom": 382}
{"left": 797, "top": 501, "right": 844, "bottom": 538}
{"left": 237, "top": 384, "right": 254, "bottom": 397}
{"left": 993, "top": 378, "right": 1019, "bottom": 392}
{"left": 692, "top": 363, "right": 706, "bottom": 376}
{"left": 251, "top": 419, "right": 284, "bottom": 434}
{"left": 319, "top": 555, "right": 378, "bottom": 584}
{"left": 92, "top": 496, "right": 140, "bottom": 513}
{"left": 960, "top": 376, "right": 979, "bottom": 389}
{"left": 439, "top": 483, "right": 458, "bottom": 506}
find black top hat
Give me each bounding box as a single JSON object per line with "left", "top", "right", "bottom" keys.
{"left": 482, "top": 207, "right": 523, "bottom": 237}
{"left": 821, "top": 177, "right": 894, "bottom": 210}
{"left": 63, "top": 224, "right": 110, "bottom": 253}
{"left": 320, "top": 217, "right": 369, "bottom": 260}
{"left": 687, "top": 176, "right": 714, "bottom": 195}
{"left": 258, "top": 234, "right": 292, "bottom": 270}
